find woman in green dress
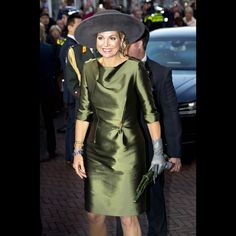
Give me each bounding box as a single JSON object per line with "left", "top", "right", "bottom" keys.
{"left": 72, "top": 10, "right": 165, "bottom": 236}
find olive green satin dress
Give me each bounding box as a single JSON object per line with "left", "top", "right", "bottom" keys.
{"left": 77, "top": 58, "right": 159, "bottom": 216}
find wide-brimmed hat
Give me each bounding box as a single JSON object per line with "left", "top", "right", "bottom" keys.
{"left": 74, "top": 9, "right": 145, "bottom": 48}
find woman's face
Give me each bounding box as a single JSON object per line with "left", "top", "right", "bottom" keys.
{"left": 51, "top": 29, "right": 60, "bottom": 40}
{"left": 96, "top": 31, "right": 123, "bottom": 58}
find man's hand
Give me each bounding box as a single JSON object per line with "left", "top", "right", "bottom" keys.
{"left": 168, "top": 157, "right": 181, "bottom": 172}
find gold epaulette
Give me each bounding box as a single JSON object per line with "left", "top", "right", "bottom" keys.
{"left": 56, "top": 38, "right": 66, "bottom": 45}
{"left": 71, "top": 44, "right": 87, "bottom": 54}
{"left": 67, "top": 47, "right": 81, "bottom": 82}
{"left": 82, "top": 46, "right": 87, "bottom": 54}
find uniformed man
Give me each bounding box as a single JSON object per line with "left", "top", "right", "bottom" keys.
{"left": 59, "top": 11, "right": 82, "bottom": 164}
{"left": 59, "top": 11, "right": 95, "bottom": 164}
{"left": 60, "top": 7, "right": 78, "bottom": 37}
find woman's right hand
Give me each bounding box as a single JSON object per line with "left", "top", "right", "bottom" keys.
{"left": 73, "top": 154, "right": 87, "bottom": 179}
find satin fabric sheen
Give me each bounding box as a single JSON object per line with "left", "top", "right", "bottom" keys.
{"left": 77, "top": 58, "right": 159, "bottom": 216}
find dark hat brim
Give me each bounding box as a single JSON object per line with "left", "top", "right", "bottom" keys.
{"left": 75, "top": 10, "right": 145, "bottom": 48}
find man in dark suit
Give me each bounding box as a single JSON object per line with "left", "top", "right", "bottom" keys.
{"left": 59, "top": 12, "right": 83, "bottom": 164}
{"left": 116, "top": 27, "right": 182, "bottom": 236}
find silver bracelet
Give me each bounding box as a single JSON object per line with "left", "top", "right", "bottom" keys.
{"left": 73, "top": 148, "right": 83, "bottom": 156}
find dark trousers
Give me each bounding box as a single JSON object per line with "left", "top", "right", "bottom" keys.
{"left": 146, "top": 172, "right": 167, "bottom": 236}
{"left": 41, "top": 97, "right": 56, "bottom": 156}
{"left": 115, "top": 172, "right": 167, "bottom": 236}
{"left": 65, "top": 102, "right": 75, "bottom": 161}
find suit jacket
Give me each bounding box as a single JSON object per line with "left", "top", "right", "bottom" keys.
{"left": 140, "top": 57, "right": 182, "bottom": 160}
{"left": 59, "top": 36, "right": 78, "bottom": 104}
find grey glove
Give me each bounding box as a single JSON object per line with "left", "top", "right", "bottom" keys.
{"left": 149, "top": 138, "right": 173, "bottom": 182}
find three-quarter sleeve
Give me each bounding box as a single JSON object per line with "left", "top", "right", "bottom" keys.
{"left": 76, "top": 65, "right": 93, "bottom": 121}
{"left": 135, "top": 62, "right": 160, "bottom": 123}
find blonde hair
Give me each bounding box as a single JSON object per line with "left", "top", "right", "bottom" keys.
{"left": 118, "top": 32, "right": 128, "bottom": 56}
{"left": 40, "top": 22, "right": 46, "bottom": 42}
{"left": 49, "top": 25, "right": 62, "bottom": 34}
{"left": 185, "top": 6, "right": 193, "bottom": 14}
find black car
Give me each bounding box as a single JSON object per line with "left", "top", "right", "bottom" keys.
{"left": 146, "top": 26, "right": 196, "bottom": 144}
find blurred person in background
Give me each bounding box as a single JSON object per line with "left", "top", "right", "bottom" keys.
{"left": 40, "top": 22, "right": 57, "bottom": 161}
{"left": 40, "top": 7, "right": 56, "bottom": 27}
{"left": 46, "top": 25, "right": 63, "bottom": 45}
{"left": 173, "top": 10, "right": 181, "bottom": 19}
{"left": 168, "top": 1, "right": 184, "bottom": 26}
{"left": 183, "top": 6, "right": 196, "bottom": 26}
{"left": 130, "top": 6, "right": 143, "bottom": 21}
{"left": 46, "top": 25, "right": 66, "bottom": 114}
{"left": 189, "top": 0, "right": 196, "bottom": 18}
{"left": 56, "top": 19, "right": 65, "bottom": 32}
{"left": 173, "top": 16, "right": 187, "bottom": 27}
{"left": 80, "top": 0, "right": 95, "bottom": 19}
{"left": 142, "top": 0, "right": 156, "bottom": 17}
{"left": 142, "top": 0, "right": 165, "bottom": 31}
{"left": 40, "top": 12, "right": 51, "bottom": 35}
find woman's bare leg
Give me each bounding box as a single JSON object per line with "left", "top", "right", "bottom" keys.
{"left": 87, "top": 212, "right": 107, "bottom": 236}
{"left": 120, "top": 216, "right": 141, "bottom": 236}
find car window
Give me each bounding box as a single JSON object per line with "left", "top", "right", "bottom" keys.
{"left": 147, "top": 37, "right": 196, "bottom": 70}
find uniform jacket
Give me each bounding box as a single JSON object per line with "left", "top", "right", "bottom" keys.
{"left": 65, "top": 44, "right": 95, "bottom": 98}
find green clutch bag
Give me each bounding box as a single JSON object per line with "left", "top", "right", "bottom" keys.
{"left": 133, "top": 169, "right": 154, "bottom": 203}
{"left": 133, "top": 159, "right": 174, "bottom": 202}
